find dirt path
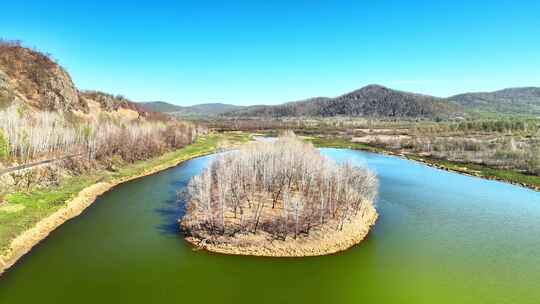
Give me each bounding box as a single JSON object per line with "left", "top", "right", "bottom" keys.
{"left": 0, "top": 153, "right": 83, "bottom": 176}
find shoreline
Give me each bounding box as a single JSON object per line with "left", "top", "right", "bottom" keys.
{"left": 403, "top": 155, "right": 540, "bottom": 192}
{"left": 183, "top": 205, "right": 378, "bottom": 257}
{"left": 375, "top": 151, "right": 540, "bottom": 192}
{"left": 0, "top": 150, "right": 214, "bottom": 276}
{"left": 308, "top": 137, "right": 540, "bottom": 192}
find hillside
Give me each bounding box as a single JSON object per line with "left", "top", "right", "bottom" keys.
{"left": 449, "top": 87, "right": 540, "bottom": 115}
{"left": 225, "top": 85, "right": 461, "bottom": 118}
{"left": 139, "top": 101, "right": 184, "bottom": 113}
{"left": 0, "top": 40, "right": 198, "bottom": 168}
{"left": 0, "top": 40, "right": 165, "bottom": 122}
{"left": 321, "top": 85, "right": 459, "bottom": 117}
{"left": 229, "top": 97, "right": 330, "bottom": 117}
{"left": 0, "top": 41, "right": 203, "bottom": 280}
{"left": 0, "top": 40, "right": 84, "bottom": 112}
{"left": 140, "top": 101, "right": 243, "bottom": 117}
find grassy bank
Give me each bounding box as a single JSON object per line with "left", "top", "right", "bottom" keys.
{"left": 305, "top": 136, "right": 384, "bottom": 153}
{"left": 0, "top": 132, "right": 250, "bottom": 255}
{"left": 406, "top": 155, "right": 540, "bottom": 190}
{"left": 306, "top": 136, "right": 540, "bottom": 191}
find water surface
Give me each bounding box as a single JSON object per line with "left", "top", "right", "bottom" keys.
{"left": 1, "top": 149, "right": 539, "bottom": 303}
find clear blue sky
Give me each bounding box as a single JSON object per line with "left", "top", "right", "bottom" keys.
{"left": 2, "top": 0, "right": 539, "bottom": 106}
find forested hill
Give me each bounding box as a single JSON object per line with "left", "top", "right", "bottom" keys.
{"left": 139, "top": 101, "right": 243, "bottom": 117}
{"left": 224, "top": 85, "right": 461, "bottom": 118}
{"left": 138, "top": 101, "right": 184, "bottom": 113}
{"left": 320, "top": 85, "right": 458, "bottom": 117}
{"left": 449, "top": 87, "right": 540, "bottom": 115}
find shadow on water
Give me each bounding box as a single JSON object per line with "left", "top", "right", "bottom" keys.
{"left": 153, "top": 157, "right": 211, "bottom": 237}
{"left": 170, "top": 179, "right": 189, "bottom": 188}
{"left": 154, "top": 196, "right": 188, "bottom": 236}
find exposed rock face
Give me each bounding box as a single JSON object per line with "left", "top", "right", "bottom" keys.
{"left": 0, "top": 41, "right": 87, "bottom": 112}
{"left": 0, "top": 70, "right": 8, "bottom": 88}
{"left": 80, "top": 91, "right": 137, "bottom": 112}
{"left": 79, "top": 90, "right": 167, "bottom": 121}
{"left": 0, "top": 70, "right": 16, "bottom": 108}
{"left": 41, "top": 65, "right": 84, "bottom": 112}
{"left": 0, "top": 41, "right": 162, "bottom": 117}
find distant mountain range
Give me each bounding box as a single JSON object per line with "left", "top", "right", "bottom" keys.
{"left": 449, "top": 87, "right": 540, "bottom": 115}
{"left": 141, "top": 85, "right": 540, "bottom": 118}
{"left": 2, "top": 41, "right": 539, "bottom": 120}
{"left": 227, "top": 85, "right": 459, "bottom": 118}
{"left": 139, "top": 102, "right": 243, "bottom": 117}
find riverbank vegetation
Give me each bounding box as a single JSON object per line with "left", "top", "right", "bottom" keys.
{"left": 0, "top": 41, "right": 254, "bottom": 267}
{"left": 204, "top": 116, "right": 540, "bottom": 191}
{"left": 0, "top": 132, "right": 249, "bottom": 257}
{"left": 0, "top": 40, "right": 208, "bottom": 195}
{"left": 0, "top": 102, "right": 198, "bottom": 166}
{"left": 181, "top": 133, "right": 378, "bottom": 256}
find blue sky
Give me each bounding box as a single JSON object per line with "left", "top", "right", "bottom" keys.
{"left": 2, "top": 0, "right": 539, "bottom": 106}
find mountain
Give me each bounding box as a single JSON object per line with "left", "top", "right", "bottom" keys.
{"left": 449, "top": 87, "right": 540, "bottom": 115}
{"left": 226, "top": 85, "right": 461, "bottom": 118}
{"left": 139, "top": 101, "right": 243, "bottom": 117}
{"left": 228, "top": 97, "right": 331, "bottom": 117}
{"left": 139, "top": 101, "right": 184, "bottom": 113}
{"left": 320, "top": 85, "right": 458, "bottom": 117}
{"left": 0, "top": 40, "right": 162, "bottom": 120}
{"left": 0, "top": 41, "right": 84, "bottom": 112}
{"left": 5, "top": 40, "right": 535, "bottom": 119}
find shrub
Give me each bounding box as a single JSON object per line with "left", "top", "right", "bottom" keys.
{"left": 527, "top": 144, "right": 540, "bottom": 175}
{"left": 0, "top": 128, "right": 8, "bottom": 161}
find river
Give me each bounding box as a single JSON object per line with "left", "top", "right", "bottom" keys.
{"left": 0, "top": 148, "right": 539, "bottom": 303}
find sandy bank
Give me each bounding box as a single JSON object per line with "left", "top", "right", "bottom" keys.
{"left": 0, "top": 151, "right": 211, "bottom": 276}
{"left": 184, "top": 205, "right": 378, "bottom": 257}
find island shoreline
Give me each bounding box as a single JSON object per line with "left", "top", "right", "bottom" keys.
{"left": 183, "top": 205, "right": 378, "bottom": 257}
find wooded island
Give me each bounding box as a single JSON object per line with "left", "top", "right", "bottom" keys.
{"left": 181, "top": 134, "right": 378, "bottom": 256}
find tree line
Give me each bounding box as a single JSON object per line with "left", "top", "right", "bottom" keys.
{"left": 0, "top": 103, "right": 200, "bottom": 165}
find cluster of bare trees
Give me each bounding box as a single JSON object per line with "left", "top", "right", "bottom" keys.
{"left": 183, "top": 133, "right": 378, "bottom": 240}
{"left": 414, "top": 119, "right": 536, "bottom": 134}
{"left": 0, "top": 104, "right": 198, "bottom": 165}
{"left": 391, "top": 135, "right": 540, "bottom": 174}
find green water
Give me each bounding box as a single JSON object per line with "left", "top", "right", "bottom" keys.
{"left": 1, "top": 149, "right": 539, "bottom": 303}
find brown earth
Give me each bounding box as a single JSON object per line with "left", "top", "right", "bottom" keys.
{"left": 184, "top": 204, "right": 377, "bottom": 257}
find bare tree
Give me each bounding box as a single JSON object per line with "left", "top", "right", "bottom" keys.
{"left": 182, "top": 133, "right": 378, "bottom": 240}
